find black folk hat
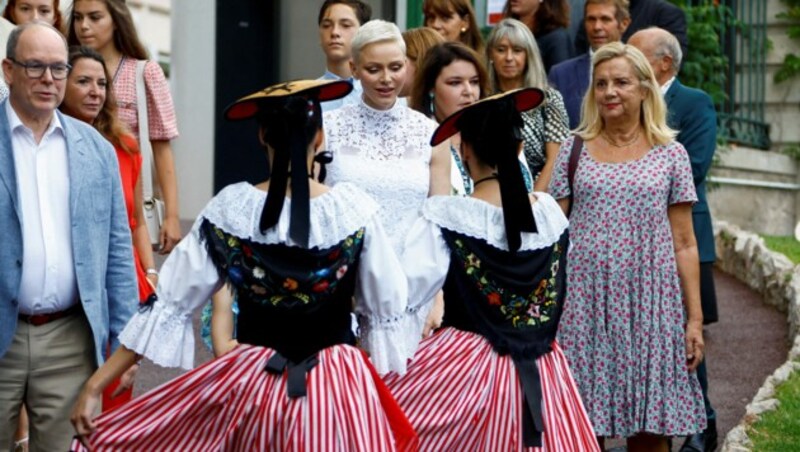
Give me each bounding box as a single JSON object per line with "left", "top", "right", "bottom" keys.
{"left": 431, "top": 87, "right": 546, "bottom": 252}
{"left": 223, "top": 80, "right": 352, "bottom": 247}
{"left": 225, "top": 79, "right": 353, "bottom": 121}
{"left": 430, "top": 87, "right": 545, "bottom": 147}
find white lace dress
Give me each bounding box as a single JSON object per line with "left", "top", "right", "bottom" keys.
{"left": 324, "top": 98, "right": 437, "bottom": 255}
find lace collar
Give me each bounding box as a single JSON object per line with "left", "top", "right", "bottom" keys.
{"left": 356, "top": 95, "right": 405, "bottom": 122}
{"left": 422, "top": 193, "right": 568, "bottom": 251}
{"left": 198, "top": 182, "right": 379, "bottom": 249}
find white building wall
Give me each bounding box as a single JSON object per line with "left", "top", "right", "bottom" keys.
{"left": 170, "top": 0, "right": 215, "bottom": 220}
{"left": 125, "top": 0, "right": 172, "bottom": 64}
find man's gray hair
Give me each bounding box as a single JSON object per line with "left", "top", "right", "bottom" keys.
{"left": 7, "top": 21, "right": 69, "bottom": 61}
{"left": 648, "top": 26, "right": 682, "bottom": 73}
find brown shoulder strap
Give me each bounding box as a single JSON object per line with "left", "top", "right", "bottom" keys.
{"left": 566, "top": 135, "right": 583, "bottom": 218}
{"left": 567, "top": 135, "right": 583, "bottom": 196}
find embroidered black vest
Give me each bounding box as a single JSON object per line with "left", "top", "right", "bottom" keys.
{"left": 200, "top": 219, "right": 364, "bottom": 397}
{"left": 440, "top": 229, "right": 568, "bottom": 447}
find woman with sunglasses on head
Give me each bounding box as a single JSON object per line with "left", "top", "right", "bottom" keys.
{"left": 70, "top": 79, "right": 417, "bottom": 451}
{"left": 68, "top": 0, "right": 181, "bottom": 254}
{"left": 384, "top": 89, "right": 599, "bottom": 451}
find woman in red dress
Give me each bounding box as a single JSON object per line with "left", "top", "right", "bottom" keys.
{"left": 60, "top": 45, "right": 157, "bottom": 411}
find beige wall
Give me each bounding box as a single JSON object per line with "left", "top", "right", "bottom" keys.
{"left": 125, "top": 0, "right": 172, "bottom": 62}
{"left": 280, "top": 0, "right": 388, "bottom": 80}
{"left": 709, "top": 146, "right": 800, "bottom": 236}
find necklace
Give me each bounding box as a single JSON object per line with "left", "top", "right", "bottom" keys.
{"left": 112, "top": 55, "right": 127, "bottom": 84}
{"left": 473, "top": 174, "right": 498, "bottom": 187}
{"left": 603, "top": 129, "right": 640, "bottom": 148}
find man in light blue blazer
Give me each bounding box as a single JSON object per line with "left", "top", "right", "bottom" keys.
{"left": 0, "top": 23, "right": 137, "bottom": 451}
{"left": 548, "top": 0, "right": 630, "bottom": 129}
{"left": 630, "top": 27, "right": 719, "bottom": 452}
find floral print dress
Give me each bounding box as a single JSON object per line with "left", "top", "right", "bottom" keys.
{"left": 549, "top": 136, "right": 706, "bottom": 437}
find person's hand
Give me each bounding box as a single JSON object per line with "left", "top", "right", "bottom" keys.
{"left": 145, "top": 273, "right": 158, "bottom": 291}
{"left": 70, "top": 385, "right": 101, "bottom": 442}
{"left": 159, "top": 216, "right": 182, "bottom": 254}
{"left": 111, "top": 363, "right": 139, "bottom": 398}
{"left": 422, "top": 292, "right": 444, "bottom": 338}
{"left": 685, "top": 320, "right": 704, "bottom": 372}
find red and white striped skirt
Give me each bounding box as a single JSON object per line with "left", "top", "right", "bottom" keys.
{"left": 70, "top": 344, "right": 416, "bottom": 451}
{"left": 383, "top": 328, "right": 599, "bottom": 452}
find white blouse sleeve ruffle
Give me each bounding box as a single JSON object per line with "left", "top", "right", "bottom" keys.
{"left": 118, "top": 223, "right": 222, "bottom": 369}
{"left": 354, "top": 214, "right": 412, "bottom": 376}
{"left": 400, "top": 216, "right": 451, "bottom": 351}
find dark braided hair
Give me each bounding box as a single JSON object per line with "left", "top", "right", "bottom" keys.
{"left": 458, "top": 97, "right": 537, "bottom": 251}
{"left": 256, "top": 96, "right": 323, "bottom": 246}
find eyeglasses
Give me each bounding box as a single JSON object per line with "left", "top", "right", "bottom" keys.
{"left": 8, "top": 58, "right": 71, "bottom": 80}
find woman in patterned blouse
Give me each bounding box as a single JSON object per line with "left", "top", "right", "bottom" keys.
{"left": 486, "top": 18, "right": 570, "bottom": 192}
{"left": 68, "top": 0, "right": 182, "bottom": 253}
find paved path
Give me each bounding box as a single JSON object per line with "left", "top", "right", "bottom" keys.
{"left": 134, "top": 267, "right": 790, "bottom": 451}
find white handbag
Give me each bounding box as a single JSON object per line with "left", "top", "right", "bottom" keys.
{"left": 136, "top": 60, "right": 164, "bottom": 247}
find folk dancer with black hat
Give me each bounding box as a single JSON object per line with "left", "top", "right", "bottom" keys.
{"left": 383, "top": 88, "right": 600, "bottom": 451}
{"left": 69, "top": 79, "right": 418, "bottom": 451}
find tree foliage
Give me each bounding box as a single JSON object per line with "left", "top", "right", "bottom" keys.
{"left": 668, "top": 0, "right": 737, "bottom": 105}
{"left": 775, "top": 0, "right": 800, "bottom": 83}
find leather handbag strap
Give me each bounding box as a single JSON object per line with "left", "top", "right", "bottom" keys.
{"left": 566, "top": 135, "right": 583, "bottom": 217}
{"left": 136, "top": 60, "right": 155, "bottom": 199}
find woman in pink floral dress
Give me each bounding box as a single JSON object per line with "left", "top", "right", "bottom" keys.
{"left": 549, "top": 43, "right": 706, "bottom": 452}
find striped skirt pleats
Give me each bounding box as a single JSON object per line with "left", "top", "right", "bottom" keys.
{"left": 70, "top": 344, "right": 416, "bottom": 451}
{"left": 383, "top": 328, "right": 600, "bottom": 452}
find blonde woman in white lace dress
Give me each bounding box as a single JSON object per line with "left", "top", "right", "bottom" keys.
{"left": 323, "top": 20, "right": 440, "bottom": 257}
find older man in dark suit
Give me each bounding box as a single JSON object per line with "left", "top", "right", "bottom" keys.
{"left": 630, "top": 27, "right": 719, "bottom": 452}
{"left": 548, "top": 0, "right": 630, "bottom": 129}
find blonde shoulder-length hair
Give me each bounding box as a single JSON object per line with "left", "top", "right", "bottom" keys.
{"left": 575, "top": 42, "right": 676, "bottom": 146}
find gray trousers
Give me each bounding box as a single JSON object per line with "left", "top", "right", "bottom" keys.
{"left": 0, "top": 313, "right": 96, "bottom": 452}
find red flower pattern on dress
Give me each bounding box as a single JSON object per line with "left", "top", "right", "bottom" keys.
{"left": 549, "top": 136, "right": 705, "bottom": 437}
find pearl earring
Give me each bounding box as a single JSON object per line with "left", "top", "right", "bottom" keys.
{"left": 460, "top": 27, "right": 467, "bottom": 33}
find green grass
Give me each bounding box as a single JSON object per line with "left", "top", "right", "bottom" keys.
{"left": 748, "top": 368, "right": 800, "bottom": 450}
{"left": 761, "top": 235, "right": 800, "bottom": 265}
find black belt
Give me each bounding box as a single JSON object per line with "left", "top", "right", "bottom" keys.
{"left": 18, "top": 304, "right": 81, "bottom": 326}
{"left": 264, "top": 352, "right": 320, "bottom": 398}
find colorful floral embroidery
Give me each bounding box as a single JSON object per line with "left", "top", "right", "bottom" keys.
{"left": 201, "top": 220, "right": 364, "bottom": 309}
{"left": 452, "top": 238, "right": 562, "bottom": 329}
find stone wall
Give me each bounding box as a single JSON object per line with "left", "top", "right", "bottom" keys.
{"left": 715, "top": 221, "right": 800, "bottom": 336}
{"left": 715, "top": 221, "right": 800, "bottom": 451}
{"left": 708, "top": 147, "right": 799, "bottom": 236}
